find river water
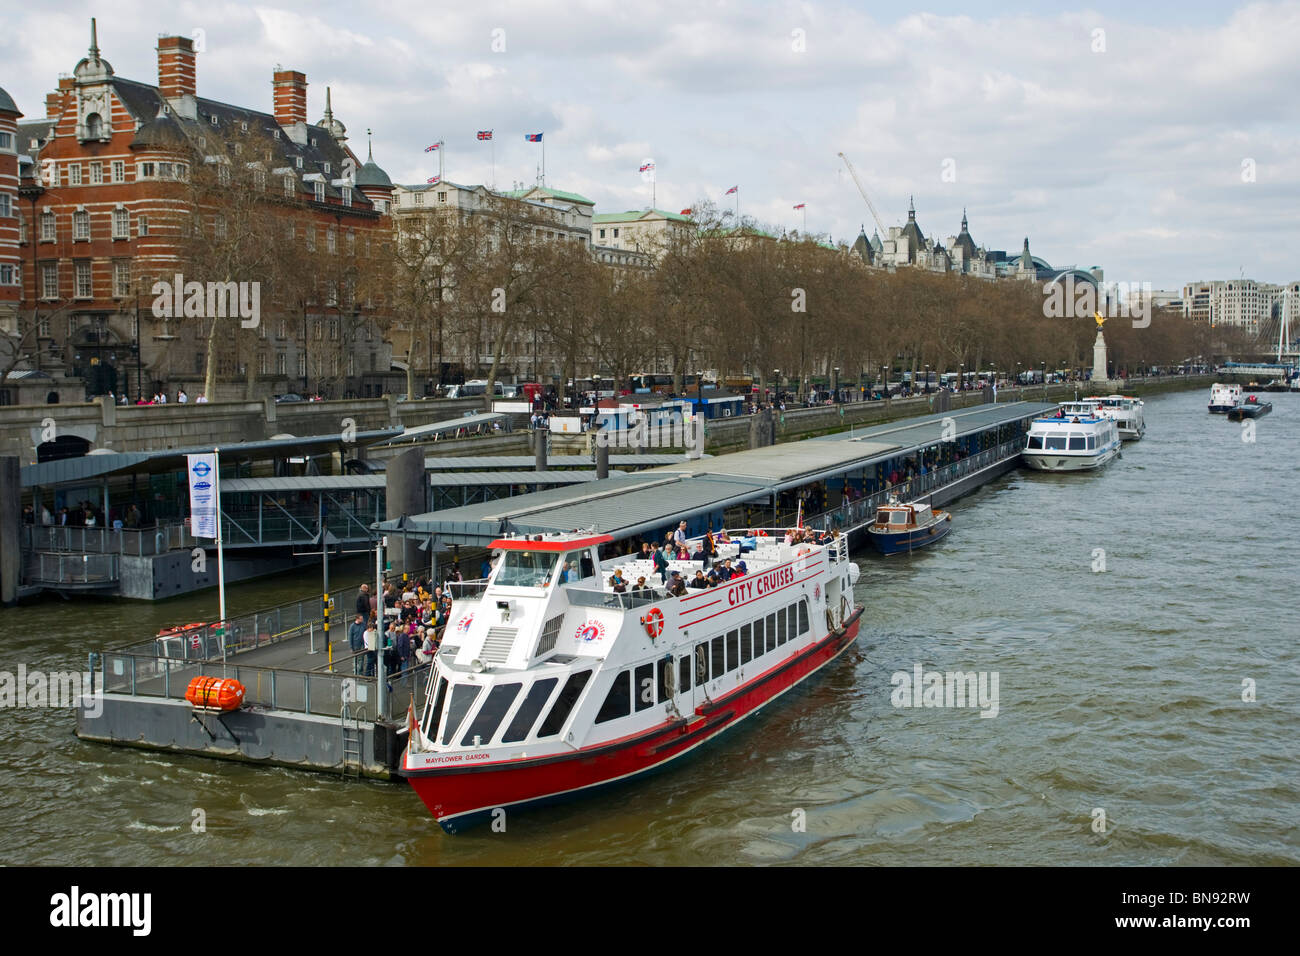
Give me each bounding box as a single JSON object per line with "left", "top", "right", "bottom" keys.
{"left": 1, "top": 387, "right": 1296, "bottom": 865}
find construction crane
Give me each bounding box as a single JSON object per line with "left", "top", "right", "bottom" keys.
{"left": 837, "top": 152, "right": 889, "bottom": 239}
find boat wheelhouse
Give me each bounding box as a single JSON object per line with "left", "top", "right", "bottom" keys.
{"left": 866, "top": 497, "right": 952, "bottom": 555}
{"left": 1021, "top": 415, "right": 1121, "bottom": 472}
{"left": 401, "top": 527, "right": 863, "bottom": 831}
{"left": 1208, "top": 383, "right": 1242, "bottom": 414}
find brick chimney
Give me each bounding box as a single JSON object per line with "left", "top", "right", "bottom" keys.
{"left": 157, "top": 36, "right": 197, "bottom": 100}
{"left": 272, "top": 69, "right": 308, "bottom": 126}
{"left": 46, "top": 92, "right": 61, "bottom": 118}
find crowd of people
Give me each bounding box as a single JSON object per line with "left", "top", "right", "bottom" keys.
{"left": 23, "top": 500, "right": 147, "bottom": 529}
{"left": 347, "top": 577, "right": 455, "bottom": 679}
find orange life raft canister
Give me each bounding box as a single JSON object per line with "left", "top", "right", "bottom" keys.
{"left": 184, "top": 676, "right": 246, "bottom": 711}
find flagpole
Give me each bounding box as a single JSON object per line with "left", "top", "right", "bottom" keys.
{"left": 541, "top": 136, "right": 545, "bottom": 187}
{"left": 652, "top": 169, "right": 656, "bottom": 210}
{"left": 803, "top": 205, "right": 807, "bottom": 234}
{"left": 439, "top": 140, "right": 444, "bottom": 182}
{"left": 491, "top": 133, "right": 495, "bottom": 189}
{"left": 735, "top": 186, "right": 739, "bottom": 220}
{"left": 214, "top": 448, "right": 226, "bottom": 665}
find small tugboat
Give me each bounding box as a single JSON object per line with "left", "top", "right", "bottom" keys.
{"left": 866, "top": 496, "right": 952, "bottom": 555}
{"left": 1226, "top": 395, "right": 1272, "bottom": 420}
{"left": 1208, "top": 383, "right": 1242, "bottom": 414}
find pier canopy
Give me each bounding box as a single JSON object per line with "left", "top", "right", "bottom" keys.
{"left": 370, "top": 412, "right": 509, "bottom": 446}
{"left": 816, "top": 402, "right": 1059, "bottom": 449}
{"left": 359, "top": 453, "right": 693, "bottom": 473}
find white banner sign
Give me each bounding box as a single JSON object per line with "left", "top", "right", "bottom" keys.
{"left": 186, "top": 453, "right": 218, "bottom": 539}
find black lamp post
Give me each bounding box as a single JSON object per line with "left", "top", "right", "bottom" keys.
{"left": 19, "top": 181, "right": 45, "bottom": 371}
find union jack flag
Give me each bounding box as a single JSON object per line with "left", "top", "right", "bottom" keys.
{"left": 477, "top": 130, "right": 493, "bottom": 141}
{"left": 525, "top": 133, "right": 542, "bottom": 142}
{"left": 793, "top": 203, "right": 805, "bottom": 210}
{"left": 639, "top": 162, "right": 655, "bottom": 172}
{"left": 725, "top": 185, "right": 738, "bottom": 195}
{"left": 426, "top": 176, "right": 441, "bottom": 184}
{"left": 680, "top": 208, "right": 692, "bottom": 215}
{"left": 424, "top": 143, "right": 440, "bottom": 152}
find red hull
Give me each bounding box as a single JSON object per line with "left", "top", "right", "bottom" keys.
{"left": 402, "top": 608, "right": 863, "bottom": 830}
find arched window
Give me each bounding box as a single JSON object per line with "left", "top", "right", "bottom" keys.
{"left": 85, "top": 113, "right": 103, "bottom": 138}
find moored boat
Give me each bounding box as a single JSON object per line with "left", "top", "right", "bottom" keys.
{"left": 1226, "top": 395, "right": 1272, "bottom": 420}
{"left": 1092, "top": 394, "right": 1146, "bottom": 440}
{"left": 1021, "top": 414, "right": 1121, "bottom": 472}
{"left": 866, "top": 496, "right": 952, "bottom": 554}
{"left": 1208, "top": 383, "right": 1242, "bottom": 414}
{"left": 400, "top": 527, "right": 862, "bottom": 832}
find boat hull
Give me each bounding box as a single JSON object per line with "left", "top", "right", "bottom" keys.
{"left": 867, "top": 517, "right": 952, "bottom": 555}
{"left": 1021, "top": 443, "right": 1120, "bottom": 472}
{"left": 1208, "top": 404, "right": 1235, "bottom": 414}
{"left": 1227, "top": 403, "right": 1271, "bottom": 421}
{"left": 401, "top": 608, "right": 864, "bottom": 832}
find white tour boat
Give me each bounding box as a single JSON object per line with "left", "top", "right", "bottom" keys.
{"left": 1208, "top": 383, "right": 1242, "bottom": 414}
{"left": 1092, "top": 394, "right": 1146, "bottom": 440}
{"left": 400, "top": 527, "right": 863, "bottom": 831}
{"left": 1021, "top": 413, "right": 1121, "bottom": 472}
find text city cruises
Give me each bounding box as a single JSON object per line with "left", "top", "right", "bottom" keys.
{"left": 1208, "top": 383, "right": 1243, "bottom": 414}
{"left": 399, "top": 528, "right": 863, "bottom": 831}
{"left": 1021, "top": 410, "right": 1121, "bottom": 472}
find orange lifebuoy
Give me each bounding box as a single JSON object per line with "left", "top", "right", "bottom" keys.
{"left": 642, "top": 607, "right": 665, "bottom": 639}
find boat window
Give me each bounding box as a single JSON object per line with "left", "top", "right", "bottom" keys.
{"left": 766, "top": 613, "right": 777, "bottom": 651}
{"left": 726, "top": 630, "right": 739, "bottom": 671}
{"left": 754, "top": 618, "right": 766, "bottom": 655}
{"left": 777, "top": 607, "right": 788, "bottom": 644}
{"left": 694, "top": 643, "right": 708, "bottom": 687}
{"left": 557, "top": 551, "right": 587, "bottom": 586}
{"left": 440, "top": 684, "right": 483, "bottom": 746}
{"left": 787, "top": 604, "right": 798, "bottom": 638}
{"left": 679, "top": 655, "right": 692, "bottom": 695}
{"left": 1044, "top": 434, "right": 1067, "bottom": 451}
{"left": 1086, "top": 436, "right": 1096, "bottom": 450}
{"left": 876, "top": 509, "right": 890, "bottom": 524}
{"left": 1027, "top": 436, "right": 1044, "bottom": 450}
{"left": 536, "top": 670, "right": 592, "bottom": 737}
{"left": 1068, "top": 435, "right": 1086, "bottom": 450}
{"left": 798, "top": 600, "right": 810, "bottom": 635}
{"left": 657, "top": 658, "right": 675, "bottom": 703}
{"left": 634, "top": 663, "right": 655, "bottom": 712}
{"left": 424, "top": 676, "right": 449, "bottom": 739}
{"left": 711, "top": 636, "right": 725, "bottom": 679}
{"left": 460, "top": 682, "right": 522, "bottom": 746}
{"left": 740, "top": 623, "right": 753, "bottom": 664}
{"left": 889, "top": 511, "right": 909, "bottom": 525}
{"left": 501, "top": 677, "right": 559, "bottom": 742}
{"left": 595, "top": 670, "right": 632, "bottom": 724}
{"left": 496, "top": 550, "right": 555, "bottom": 588}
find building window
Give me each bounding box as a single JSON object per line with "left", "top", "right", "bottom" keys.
{"left": 75, "top": 261, "right": 92, "bottom": 298}
{"left": 112, "top": 260, "right": 130, "bottom": 297}
{"left": 327, "top": 227, "right": 336, "bottom": 254}
{"left": 612, "top": 228, "right": 619, "bottom": 238}
{"left": 42, "top": 263, "right": 57, "bottom": 298}
{"left": 314, "top": 318, "right": 323, "bottom": 339}
{"left": 412, "top": 193, "right": 424, "bottom": 206}
{"left": 138, "top": 215, "right": 149, "bottom": 237}
{"left": 258, "top": 351, "right": 268, "bottom": 375}
{"left": 0, "top": 132, "right": 12, "bottom": 150}
{"left": 331, "top": 355, "right": 339, "bottom": 376}
{"left": 38, "top": 312, "right": 49, "bottom": 337}
{"left": 323, "top": 162, "right": 331, "bottom": 174}
{"left": 0, "top": 264, "right": 12, "bottom": 285}
{"left": 369, "top": 352, "right": 377, "bottom": 372}
{"left": 347, "top": 353, "right": 354, "bottom": 376}
{"left": 40, "top": 209, "right": 55, "bottom": 241}
{"left": 70, "top": 164, "right": 83, "bottom": 186}
{"left": 297, "top": 353, "right": 306, "bottom": 377}
{"left": 112, "top": 207, "right": 129, "bottom": 239}
{"left": 342, "top": 186, "right": 352, "bottom": 207}
{"left": 598, "top": 229, "right": 605, "bottom": 239}
{"left": 214, "top": 214, "right": 227, "bottom": 239}
{"left": 73, "top": 210, "right": 90, "bottom": 240}
{"left": 276, "top": 352, "right": 286, "bottom": 375}
{"left": 329, "top": 318, "right": 339, "bottom": 340}
{"left": 111, "top": 160, "right": 125, "bottom": 183}
{"left": 437, "top": 191, "right": 447, "bottom": 204}
{"left": 314, "top": 181, "right": 325, "bottom": 202}
{"left": 277, "top": 318, "right": 287, "bottom": 339}
{"left": 0, "top": 194, "right": 9, "bottom": 218}
{"left": 305, "top": 228, "right": 315, "bottom": 251}
{"left": 139, "top": 161, "right": 155, "bottom": 179}
{"left": 346, "top": 229, "right": 355, "bottom": 255}
{"left": 89, "top": 161, "right": 103, "bottom": 184}
{"left": 375, "top": 199, "right": 387, "bottom": 214}
{"left": 209, "top": 114, "right": 218, "bottom": 126}
{"left": 284, "top": 175, "right": 295, "bottom": 197}
{"left": 295, "top": 156, "right": 303, "bottom": 169}
{"left": 254, "top": 168, "right": 266, "bottom": 190}
{"left": 217, "top": 164, "right": 231, "bottom": 186}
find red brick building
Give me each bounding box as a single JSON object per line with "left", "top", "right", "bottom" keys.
{"left": 8, "top": 21, "right": 399, "bottom": 402}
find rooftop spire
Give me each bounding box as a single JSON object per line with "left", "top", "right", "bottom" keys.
{"left": 89, "top": 17, "right": 99, "bottom": 59}
{"left": 367, "top": 127, "right": 373, "bottom": 162}
{"left": 961, "top": 207, "right": 968, "bottom": 231}
{"left": 323, "top": 86, "right": 333, "bottom": 123}
{"left": 908, "top": 195, "right": 916, "bottom": 220}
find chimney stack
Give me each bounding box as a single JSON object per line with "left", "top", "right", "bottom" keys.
{"left": 46, "top": 93, "right": 61, "bottom": 119}
{"left": 272, "top": 69, "right": 308, "bottom": 126}
{"left": 157, "top": 36, "right": 197, "bottom": 100}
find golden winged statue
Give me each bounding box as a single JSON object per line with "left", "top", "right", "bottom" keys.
{"left": 1094, "top": 312, "right": 1107, "bottom": 329}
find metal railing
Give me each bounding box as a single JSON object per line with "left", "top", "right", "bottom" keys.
{"left": 22, "top": 521, "right": 193, "bottom": 556}
{"left": 26, "top": 552, "right": 120, "bottom": 585}
{"left": 566, "top": 587, "right": 668, "bottom": 609}
{"left": 94, "top": 650, "right": 430, "bottom": 721}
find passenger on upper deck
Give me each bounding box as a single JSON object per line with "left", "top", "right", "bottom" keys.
{"left": 689, "top": 570, "right": 708, "bottom": 590}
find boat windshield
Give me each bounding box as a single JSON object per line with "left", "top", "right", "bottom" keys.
{"left": 889, "top": 511, "right": 909, "bottom": 525}
{"left": 1044, "top": 433, "right": 1067, "bottom": 450}
{"left": 494, "top": 550, "right": 556, "bottom": 588}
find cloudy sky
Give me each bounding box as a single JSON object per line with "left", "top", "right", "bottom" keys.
{"left": 4, "top": 0, "right": 1298, "bottom": 289}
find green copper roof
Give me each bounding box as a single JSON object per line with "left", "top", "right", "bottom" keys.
{"left": 503, "top": 186, "right": 594, "bottom": 205}
{"left": 594, "top": 208, "right": 693, "bottom": 224}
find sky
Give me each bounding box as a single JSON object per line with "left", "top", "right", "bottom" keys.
{"left": 3, "top": 0, "right": 1298, "bottom": 290}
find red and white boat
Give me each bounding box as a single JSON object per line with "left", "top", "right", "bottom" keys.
{"left": 400, "top": 527, "right": 863, "bottom": 831}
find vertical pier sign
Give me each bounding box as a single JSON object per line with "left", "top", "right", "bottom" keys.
{"left": 186, "top": 453, "right": 218, "bottom": 538}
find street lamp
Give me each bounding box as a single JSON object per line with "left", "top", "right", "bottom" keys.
{"left": 923, "top": 364, "right": 930, "bottom": 394}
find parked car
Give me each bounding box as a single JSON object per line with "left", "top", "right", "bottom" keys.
{"left": 273, "top": 393, "right": 305, "bottom": 403}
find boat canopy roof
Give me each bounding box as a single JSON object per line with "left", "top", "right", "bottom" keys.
{"left": 488, "top": 533, "right": 614, "bottom": 552}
